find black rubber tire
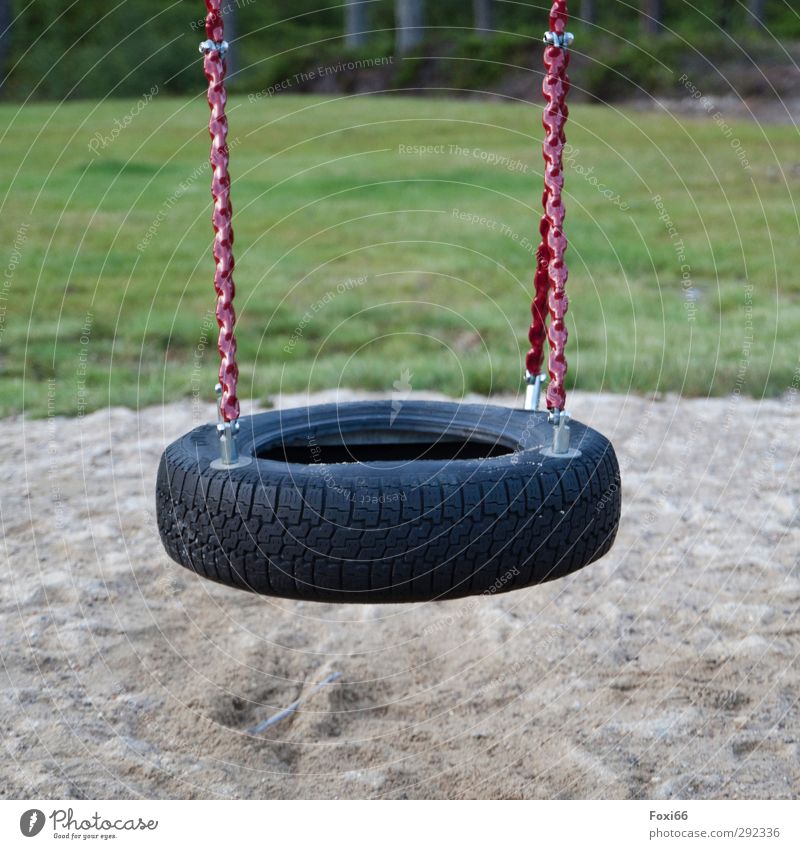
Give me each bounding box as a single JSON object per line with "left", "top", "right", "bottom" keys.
{"left": 156, "top": 401, "right": 621, "bottom": 602}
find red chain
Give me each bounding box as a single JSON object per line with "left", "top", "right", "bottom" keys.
{"left": 526, "top": 1, "right": 570, "bottom": 411}
{"left": 203, "top": 0, "right": 239, "bottom": 422}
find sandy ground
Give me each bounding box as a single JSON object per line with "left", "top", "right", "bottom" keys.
{"left": 1, "top": 389, "right": 798, "bottom": 800}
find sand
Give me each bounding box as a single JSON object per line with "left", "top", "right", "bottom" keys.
{"left": 1, "top": 389, "right": 798, "bottom": 799}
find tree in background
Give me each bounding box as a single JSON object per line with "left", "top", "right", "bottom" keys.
{"left": 344, "top": 0, "right": 368, "bottom": 48}
{"left": 640, "top": 0, "right": 663, "bottom": 35}
{"left": 5, "top": 0, "right": 799, "bottom": 103}
{"left": 748, "top": 0, "right": 766, "bottom": 29}
{"left": 395, "top": 0, "right": 424, "bottom": 54}
{"left": 0, "top": 0, "right": 10, "bottom": 81}
{"left": 719, "top": 0, "right": 735, "bottom": 31}
{"left": 473, "top": 0, "right": 492, "bottom": 38}
{"left": 222, "top": 0, "right": 236, "bottom": 76}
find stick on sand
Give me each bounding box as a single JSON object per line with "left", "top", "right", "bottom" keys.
{"left": 247, "top": 671, "right": 343, "bottom": 735}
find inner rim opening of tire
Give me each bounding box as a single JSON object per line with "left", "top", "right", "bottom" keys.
{"left": 256, "top": 418, "right": 519, "bottom": 465}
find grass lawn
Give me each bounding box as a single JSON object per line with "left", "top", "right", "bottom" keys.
{"left": 1, "top": 94, "right": 798, "bottom": 418}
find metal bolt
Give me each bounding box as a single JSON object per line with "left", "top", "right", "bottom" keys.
{"left": 213, "top": 383, "right": 243, "bottom": 467}
{"left": 543, "top": 31, "right": 574, "bottom": 49}
{"left": 199, "top": 39, "right": 229, "bottom": 56}
{"left": 524, "top": 371, "right": 548, "bottom": 411}
{"left": 549, "top": 410, "right": 571, "bottom": 454}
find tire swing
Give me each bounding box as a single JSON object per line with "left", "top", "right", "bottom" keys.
{"left": 156, "top": 0, "right": 622, "bottom": 603}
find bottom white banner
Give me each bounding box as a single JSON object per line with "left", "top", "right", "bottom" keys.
{"left": 1, "top": 799, "right": 797, "bottom": 848}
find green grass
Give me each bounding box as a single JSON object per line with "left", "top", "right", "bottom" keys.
{"left": 1, "top": 94, "right": 798, "bottom": 417}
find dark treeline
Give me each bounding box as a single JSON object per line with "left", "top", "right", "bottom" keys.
{"left": 0, "top": 0, "right": 797, "bottom": 101}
